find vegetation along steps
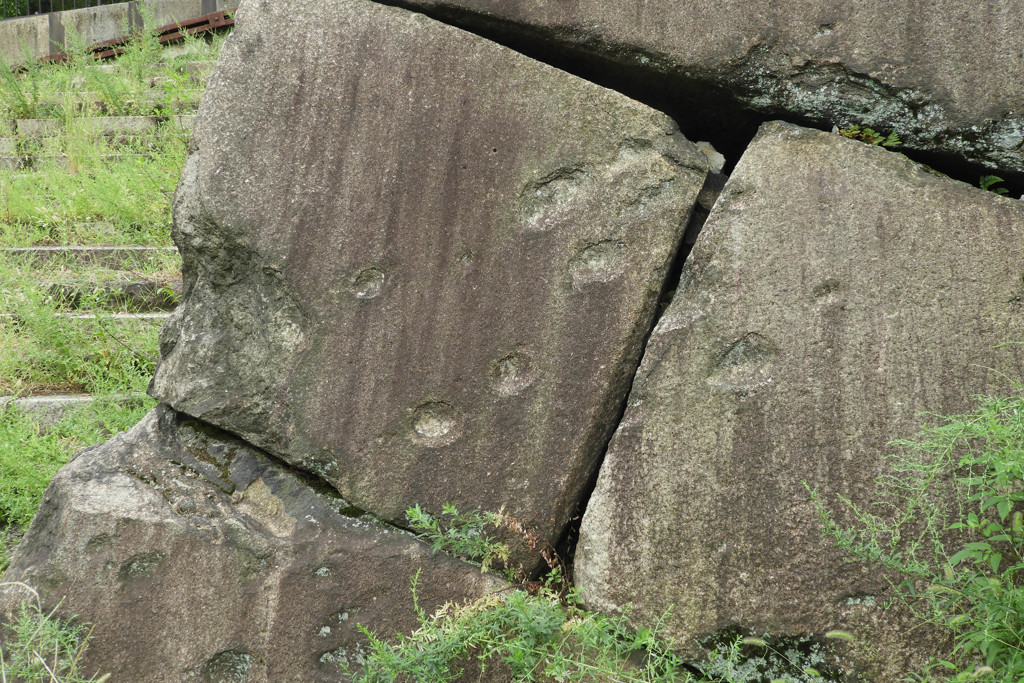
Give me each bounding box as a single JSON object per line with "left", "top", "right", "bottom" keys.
{"left": 0, "top": 393, "right": 148, "bottom": 433}
{"left": 0, "top": 16, "right": 226, "bottom": 582}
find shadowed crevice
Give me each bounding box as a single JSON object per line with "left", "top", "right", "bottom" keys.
{"left": 368, "top": 0, "right": 1024, "bottom": 197}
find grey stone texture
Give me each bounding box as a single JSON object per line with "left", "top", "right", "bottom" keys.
{"left": 390, "top": 0, "right": 1024, "bottom": 175}
{"left": 574, "top": 121, "right": 1024, "bottom": 677}
{"left": 149, "top": 0, "right": 707, "bottom": 555}
{"left": 0, "top": 407, "right": 505, "bottom": 682}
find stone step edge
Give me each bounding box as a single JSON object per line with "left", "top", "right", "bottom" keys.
{"left": 42, "top": 280, "right": 182, "bottom": 313}
{"left": 0, "top": 153, "right": 155, "bottom": 171}
{"left": 77, "top": 60, "right": 214, "bottom": 74}
{"left": 0, "top": 311, "right": 171, "bottom": 321}
{"left": 0, "top": 393, "right": 145, "bottom": 408}
{"left": 3, "top": 92, "right": 203, "bottom": 111}
{"left": 13, "top": 114, "right": 195, "bottom": 138}
{"left": 1, "top": 246, "right": 177, "bottom": 265}
{"left": 0, "top": 393, "right": 150, "bottom": 432}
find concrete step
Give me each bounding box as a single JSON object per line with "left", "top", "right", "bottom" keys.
{"left": 63, "top": 311, "right": 171, "bottom": 321}
{"left": 77, "top": 60, "right": 214, "bottom": 75}
{"left": 0, "top": 393, "right": 148, "bottom": 433}
{"left": 71, "top": 61, "right": 213, "bottom": 88}
{"left": 26, "top": 90, "right": 203, "bottom": 111}
{"left": 0, "top": 311, "right": 171, "bottom": 323}
{"left": 1, "top": 245, "right": 178, "bottom": 269}
{"left": 46, "top": 278, "right": 182, "bottom": 312}
{"left": 0, "top": 153, "right": 153, "bottom": 171}
{"left": 15, "top": 114, "right": 195, "bottom": 138}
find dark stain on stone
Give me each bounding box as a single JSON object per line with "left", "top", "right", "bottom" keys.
{"left": 1011, "top": 273, "right": 1024, "bottom": 310}
{"left": 85, "top": 533, "right": 112, "bottom": 554}
{"left": 201, "top": 649, "right": 257, "bottom": 683}
{"left": 338, "top": 504, "right": 363, "bottom": 518}
{"left": 812, "top": 277, "right": 843, "bottom": 299}
{"left": 352, "top": 267, "right": 386, "bottom": 299}
{"left": 118, "top": 551, "right": 164, "bottom": 582}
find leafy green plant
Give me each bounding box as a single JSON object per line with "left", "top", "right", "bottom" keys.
{"left": 348, "top": 504, "right": 835, "bottom": 682}
{"left": 0, "top": 583, "right": 109, "bottom": 682}
{"left": 0, "top": 55, "right": 39, "bottom": 120}
{"left": 837, "top": 124, "right": 901, "bottom": 147}
{"left": 84, "top": 16, "right": 164, "bottom": 118}
{"left": 352, "top": 572, "right": 698, "bottom": 683}
{"left": 406, "top": 503, "right": 512, "bottom": 576}
{"left": 810, "top": 390, "right": 1024, "bottom": 681}
{"left": 980, "top": 176, "right": 1009, "bottom": 195}
{"left": 0, "top": 530, "right": 16, "bottom": 575}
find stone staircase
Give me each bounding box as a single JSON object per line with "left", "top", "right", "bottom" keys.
{"left": 0, "top": 243, "right": 179, "bottom": 429}
{"left": 0, "top": 45, "right": 214, "bottom": 428}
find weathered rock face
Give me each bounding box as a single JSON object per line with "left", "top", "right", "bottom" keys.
{"left": 574, "top": 121, "right": 1024, "bottom": 677}
{"left": 0, "top": 406, "right": 505, "bottom": 682}
{"left": 387, "top": 0, "right": 1024, "bottom": 177}
{"left": 149, "top": 0, "right": 708, "bottom": 551}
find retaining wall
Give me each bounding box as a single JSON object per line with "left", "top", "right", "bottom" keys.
{"left": 0, "top": 0, "right": 229, "bottom": 63}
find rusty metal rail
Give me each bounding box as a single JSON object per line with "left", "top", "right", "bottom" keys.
{"left": 13, "top": 8, "right": 235, "bottom": 70}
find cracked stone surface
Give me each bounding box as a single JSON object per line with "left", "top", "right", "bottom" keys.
{"left": 389, "top": 0, "right": 1024, "bottom": 175}
{"left": 149, "top": 0, "right": 708, "bottom": 557}
{"left": 0, "top": 406, "right": 506, "bottom": 682}
{"left": 574, "top": 121, "right": 1024, "bottom": 678}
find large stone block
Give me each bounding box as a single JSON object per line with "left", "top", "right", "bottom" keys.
{"left": 149, "top": 0, "right": 707, "bottom": 553}
{"left": 390, "top": 0, "right": 1024, "bottom": 176}
{"left": 0, "top": 407, "right": 504, "bottom": 682}
{"left": 575, "top": 121, "right": 1024, "bottom": 677}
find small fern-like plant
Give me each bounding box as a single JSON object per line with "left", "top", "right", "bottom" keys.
{"left": 353, "top": 572, "right": 701, "bottom": 683}
{"left": 980, "top": 175, "right": 1009, "bottom": 195}
{"left": 405, "top": 503, "right": 511, "bottom": 576}
{"left": 837, "top": 124, "right": 901, "bottom": 147}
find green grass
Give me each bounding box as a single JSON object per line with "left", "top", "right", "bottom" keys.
{"left": 0, "top": 398, "right": 153, "bottom": 529}
{"left": 0, "top": 24, "right": 223, "bottom": 537}
{"left": 0, "top": 259, "right": 160, "bottom": 396}
{"left": 0, "top": 583, "right": 110, "bottom": 682}
{"left": 0, "top": 148, "right": 186, "bottom": 247}
{"left": 0, "top": 24, "right": 209, "bottom": 683}
{"left": 0, "top": 24, "right": 222, "bottom": 248}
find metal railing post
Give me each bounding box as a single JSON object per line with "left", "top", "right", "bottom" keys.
{"left": 3, "top": 0, "right": 116, "bottom": 21}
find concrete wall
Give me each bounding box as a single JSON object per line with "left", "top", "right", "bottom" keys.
{"left": 0, "top": 0, "right": 230, "bottom": 63}
{"left": 0, "top": 13, "right": 48, "bottom": 62}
